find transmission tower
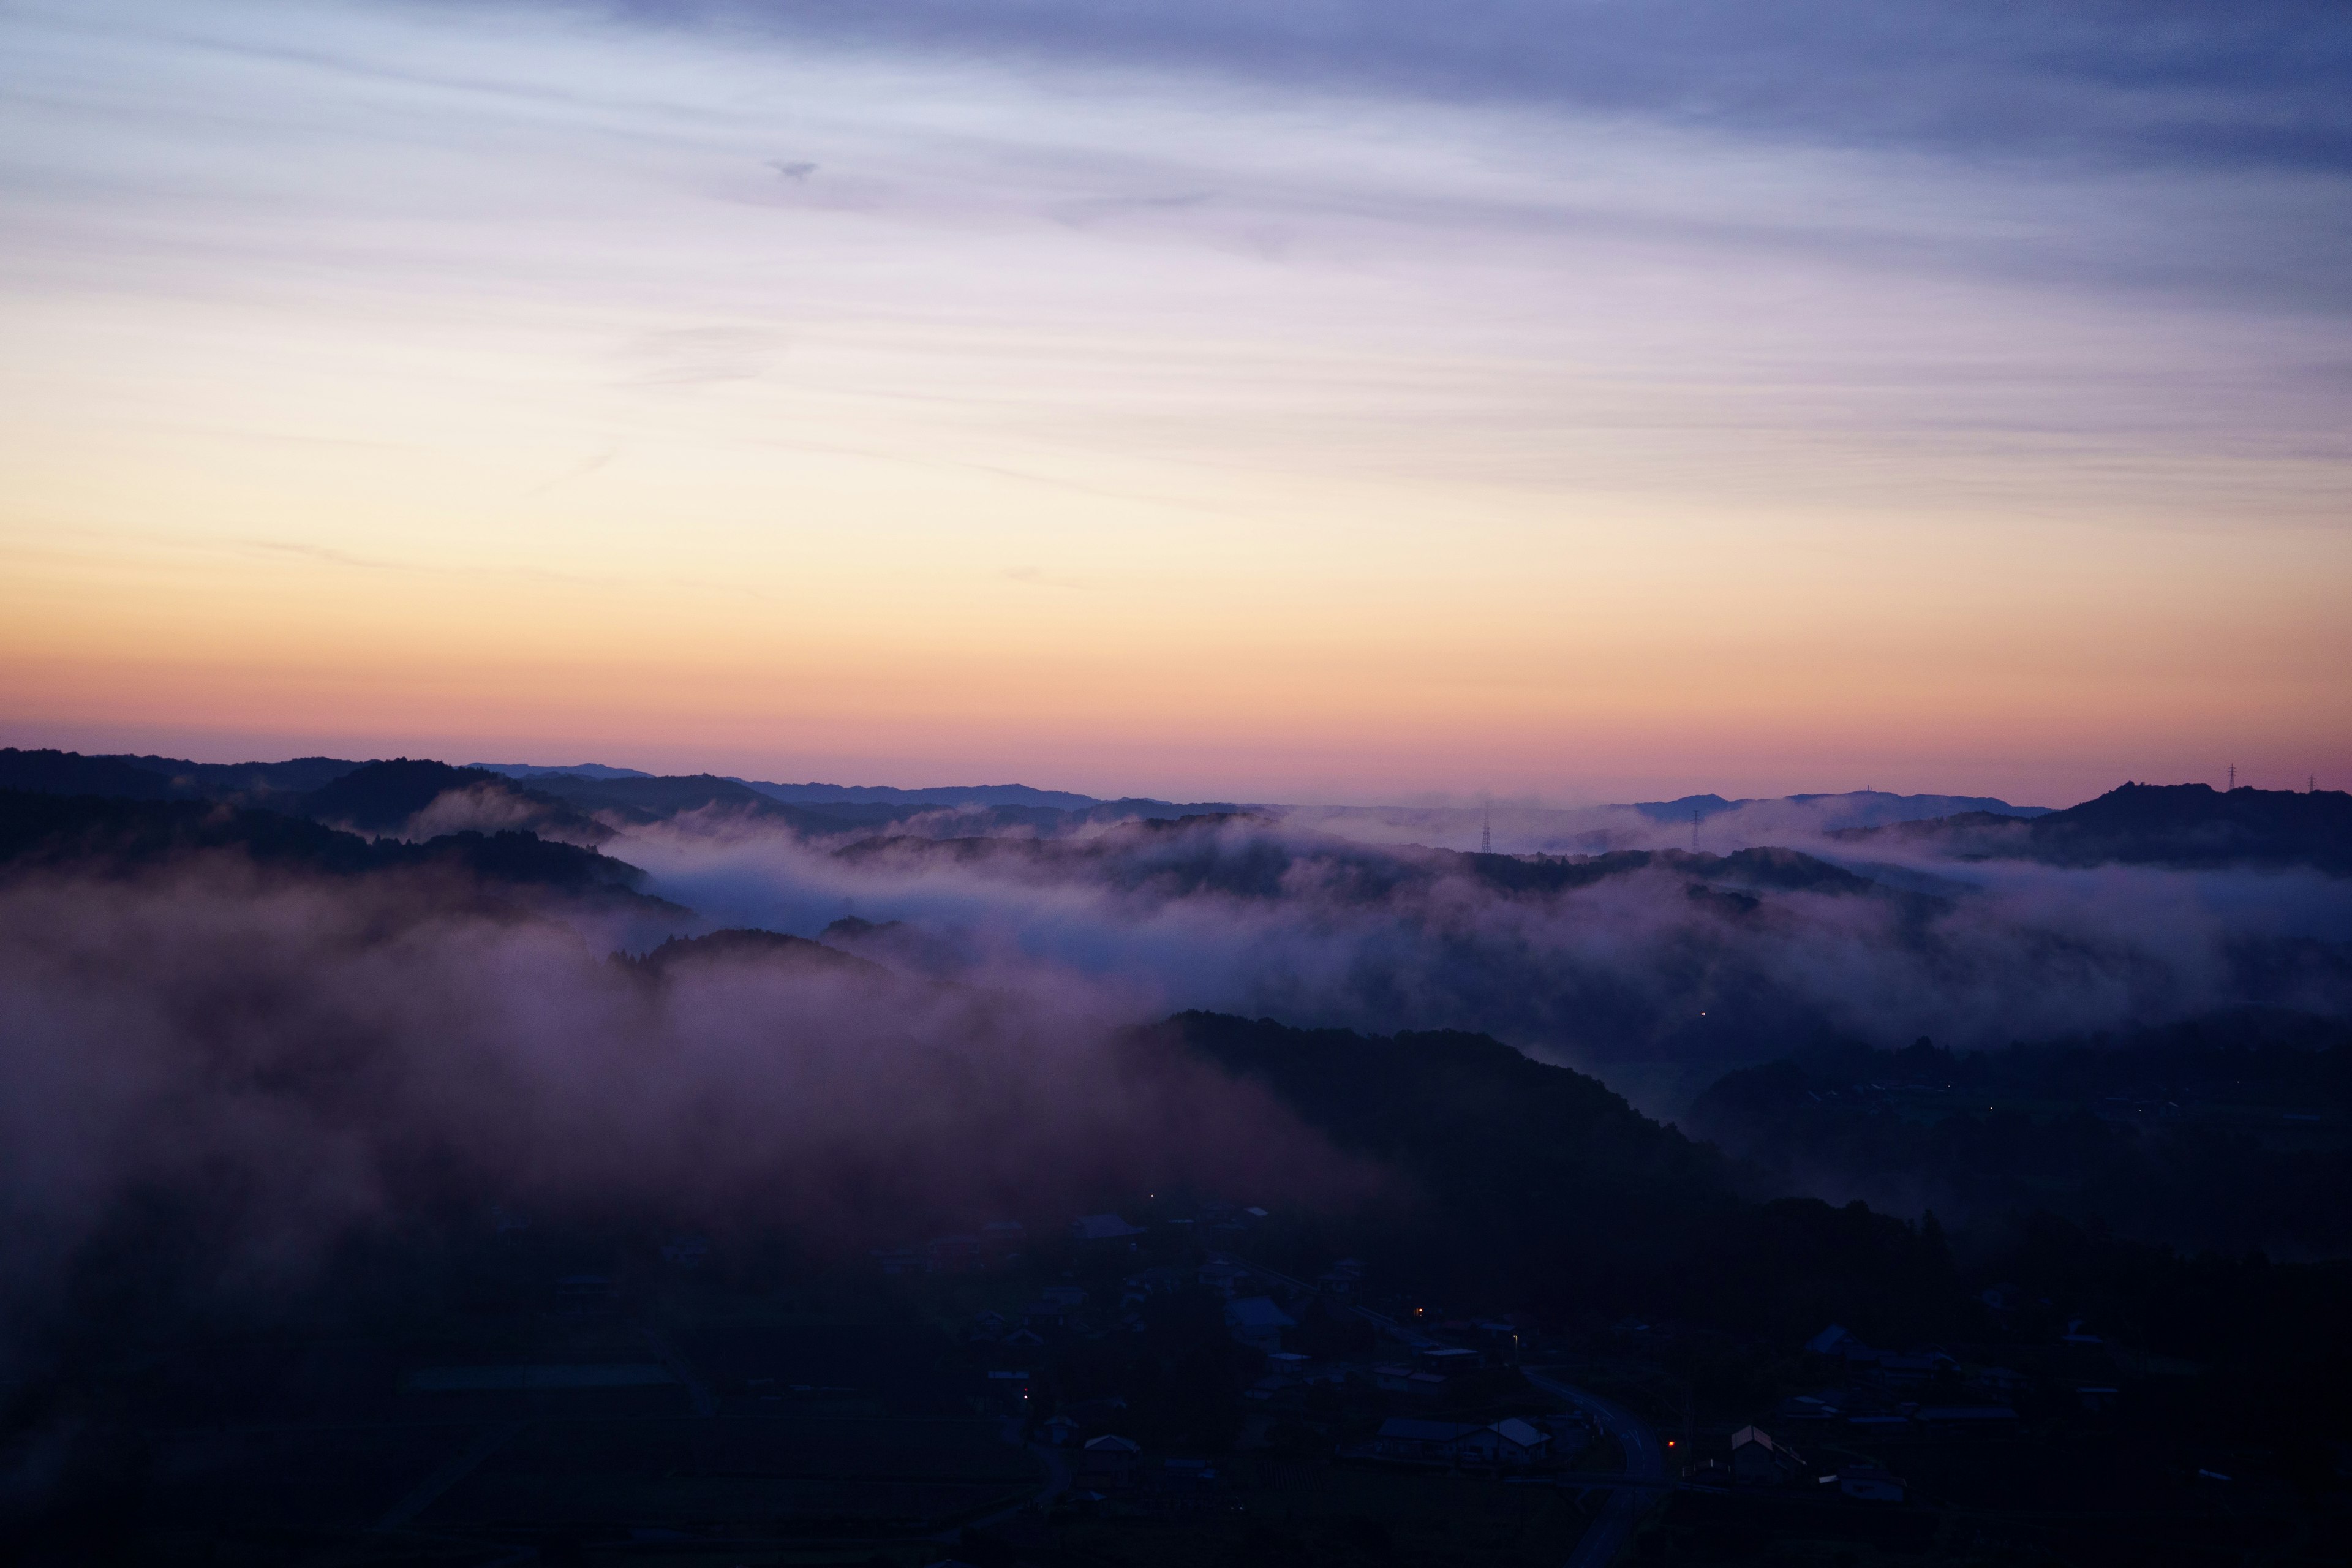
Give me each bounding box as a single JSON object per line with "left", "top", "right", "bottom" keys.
{"left": 2228, "top": 764, "right": 2237, "bottom": 791}
{"left": 1480, "top": 805, "right": 1492, "bottom": 856}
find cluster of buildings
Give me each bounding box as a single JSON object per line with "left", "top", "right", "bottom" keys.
{"left": 1359, "top": 1415, "right": 1569, "bottom": 1468}
{"left": 1680, "top": 1423, "right": 1907, "bottom": 1503}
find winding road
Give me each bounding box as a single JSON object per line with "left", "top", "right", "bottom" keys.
{"left": 1523, "top": 1369, "right": 1668, "bottom": 1567}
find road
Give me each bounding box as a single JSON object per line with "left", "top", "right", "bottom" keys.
{"left": 1523, "top": 1368, "right": 1667, "bottom": 1568}
{"left": 1330, "top": 1279, "right": 1671, "bottom": 1565}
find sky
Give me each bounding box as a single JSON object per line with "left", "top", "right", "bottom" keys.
{"left": 1, "top": 0, "right": 2347, "bottom": 806}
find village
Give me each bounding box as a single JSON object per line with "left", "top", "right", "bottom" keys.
{"left": 799, "top": 1202, "right": 2195, "bottom": 1565}
{"left": 49, "top": 1191, "right": 2288, "bottom": 1567}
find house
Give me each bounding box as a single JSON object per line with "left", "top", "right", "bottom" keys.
{"left": 1224, "top": 1295, "right": 1295, "bottom": 1352}
{"left": 1453, "top": 1425, "right": 1505, "bottom": 1462}
{"left": 1489, "top": 1417, "right": 1551, "bottom": 1464}
{"left": 1416, "top": 1346, "right": 1482, "bottom": 1379}
{"left": 1071, "top": 1213, "right": 1144, "bottom": 1243}
{"left": 2076, "top": 1385, "right": 2120, "bottom": 1412}
{"left": 1000, "top": 1328, "right": 1047, "bottom": 1354}
{"left": 1730, "top": 1426, "right": 1803, "bottom": 1485}
{"left": 1373, "top": 1363, "right": 1415, "bottom": 1392}
{"left": 1039, "top": 1414, "right": 1082, "bottom": 1447}
{"left": 1776, "top": 1393, "right": 1844, "bottom": 1422}
{"left": 1080, "top": 1434, "right": 1142, "bottom": 1488}
{"left": 1975, "top": 1365, "right": 2027, "bottom": 1395}
{"left": 1198, "top": 1258, "right": 1251, "bottom": 1298}
{"left": 1019, "top": 1300, "right": 1068, "bottom": 1329}
{"left": 967, "top": 1310, "right": 1007, "bottom": 1343}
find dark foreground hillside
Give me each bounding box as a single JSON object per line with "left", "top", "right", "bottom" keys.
{"left": 1687, "top": 1011, "right": 2352, "bottom": 1254}
{"left": 1, "top": 808, "right": 2349, "bottom": 1565}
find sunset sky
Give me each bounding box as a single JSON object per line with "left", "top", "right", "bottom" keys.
{"left": 3, "top": 0, "right": 2347, "bottom": 805}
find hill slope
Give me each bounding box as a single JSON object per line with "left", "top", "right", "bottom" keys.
{"left": 1840, "top": 782, "right": 2352, "bottom": 873}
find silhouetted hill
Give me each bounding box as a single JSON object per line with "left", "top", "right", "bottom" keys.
{"left": 739, "top": 778, "right": 1107, "bottom": 809}
{"left": 1157, "top": 1012, "right": 1733, "bottom": 1295}
{"left": 0, "top": 748, "right": 367, "bottom": 805}
{"left": 2027, "top": 782, "right": 2352, "bottom": 872}
{"left": 0, "top": 789, "right": 662, "bottom": 907}
{"left": 1153, "top": 1012, "right": 1975, "bottom": 1333}
{"left": 1626, "top": 788, "right": 2049, "bottom": 827}
{"left": 1838, "top": 782, "right": 2352, "bottom": 873}
{"left": 469, "top": 761, "right": 654, "bottom": 780}
{"left": 0, "top": 788, "right": 383, "bottom": 873}
{"left": 839, "top": 815, "right": 1911, "bottom": 913}
{"left": 0, "top": 748, "right": 175, "bottom": 799}
{"left": 110, "top": 753, "right": 362, "bottom": 800}
{"left": 1686, "top": 1009, "right": 2352, "bottom": 1254}
{"left": 519, "top": 771, "right": 851, "bottom": 833}
{"left": 299, "top": 758, "right": 609, "bottom": 843}
{"left": 627, "top": 927, "right": 890, "bottom": 981}
{"left": 300, "top": 759, "right": 508, "bottom": 831}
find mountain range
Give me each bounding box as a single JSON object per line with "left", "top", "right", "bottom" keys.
{"left": 1, "top": 748, "right": 2074, "bottom": 846}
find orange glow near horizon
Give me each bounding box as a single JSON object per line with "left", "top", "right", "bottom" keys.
{"left": 3, "top": 2, "right": 2348, "bottom": 807}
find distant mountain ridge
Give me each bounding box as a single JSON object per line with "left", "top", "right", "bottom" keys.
{"left": 734, "top": 778, "right": 1108, "bottom": 810}
{"left": 1623, "top": 788, "right": 2051, "bottom": 827}
{"left": 14, "top": 750, "right": 2341, "bottom": 875}
{"left": 470, "top": 761, "right": 655, "bottom": 781}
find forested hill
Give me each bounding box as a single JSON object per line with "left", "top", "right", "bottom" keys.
{"left": 0, "top": 746, "right": 358, "bottom": 803}
{"left": 1840, "top": 782, "right": 2352, "bottom": 873}
{"left": 1686, "top": 1010, "right": 2352, "bottom": 1254}
{"left": 1153, "top": 1012, "right": 1961, "bottom": 1333}
{"left": 0, "top": 788, "right": 665, "bottom": 907}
